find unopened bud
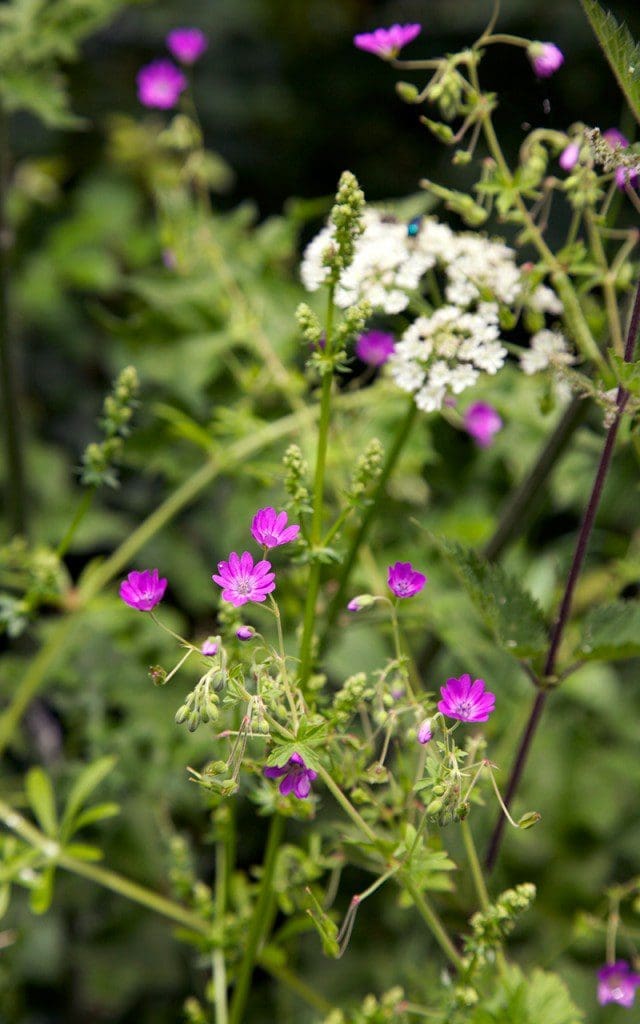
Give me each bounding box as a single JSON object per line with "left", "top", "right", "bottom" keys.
{"left": 517, "top": 811, "right": 542, "bottom": 829}
{"left": 174, "top": 704, "right": 190, "bottom": 725}
{"left": 347, "top": 593, "right": 375, "bottom": 612}
{"left": 236, "top": 626, "right": 255, "bottom": 641}
{"left": 417, "top": 719, "right": 433, "bottom": 744}
{"left": 396, "top": 81, "right": 419, "bottom": 103}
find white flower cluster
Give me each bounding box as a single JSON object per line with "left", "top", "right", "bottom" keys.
{"left": 389, "top": 303, "right": 507, "bottom": 411}
{"left": 300, "top": 207, "right": 568, "bottom": 411}
{"left": 519, "top": 329, "right": 575, "bottom": 375}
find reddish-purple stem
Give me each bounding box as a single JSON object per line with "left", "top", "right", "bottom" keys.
{"left": 485, "top": 279, "right": 640, "bottom": 872}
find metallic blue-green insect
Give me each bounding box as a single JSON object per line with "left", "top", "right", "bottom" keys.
{"left": 407, "top": 215, "right": 423, "bottom": 238}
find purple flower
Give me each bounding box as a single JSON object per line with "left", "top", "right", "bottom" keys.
{"left": 212, "top": 551, "right": 275, "bottom": 606}
{"left": 417, "top": 719, "right": 433, "bottom": 744}
{"left": 251, "top": 507, "right": 300, "bottom": 548}
{"left": 355, "top": 330, "right": 396, "bottom": 366}
{"left": 166, "top": 27, "right": 208, "bottom": 65}
{"left": 597, "top": 961, "right": 640, "bottom": 1007}
{"left": 464, "top": 402, "right": 503, "bottom": 448}
{"left": 387, "top": 561, "right": 427, "bottom": 599}
{"left": 354, "top": 23, "right": 421, "bottom": 60}
{"left": 137, "top": 59, "right": 187, "bottom": 109}
{"left": 559, "top": 142, "right": 580, "bottom": 171}
{"left": 201, "top": 638, "right": 218, "bottom": 656}
{"left": 603, "top": 129, "right": 638, "bottom": 190}
{"left": 438, "top": 674, "right": 496, "bottom": 723}
{"left": 264, "top": 753, "right": 317, "bottom": 799}
{"left": 236, "top": 625, "right": 255, "bottom": 641}
{"left": 119, "top": 569, "right": 167, "bottom": 611}
{"left": 527, "top": 42, "right": 564, "bottom": 78}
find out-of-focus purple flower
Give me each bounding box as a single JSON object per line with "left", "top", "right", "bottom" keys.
{"left": 355, "top": 330, "right": 396, "bottom": 366}
{"left": 251, "top": 507, "right": 300, "bottom": 548}
{"left": 201, "top": 638, "right": 218, "bottom": 656}
{"left": 212, "top": 551, "right": 275, "bottom": 606}
{"left": 391, "top": 685, "right": 405, "bottom": 700}
{"left": 559, "top": 142, "right": 580, "bottom": 171}
{"left": 264, "top": 752, "right": 317, "bottom": 799}
{"left": 464, "top": 402, "right": 503, "bottom": 447}
{"left": 236, "top": 625, "right": 255, "bottom": 641}
{"left": 438, "top": 674, "right": 496, "bottom": 723}
{"left": 417, "top": 719, "right": 433, "bottom": 744}
{"left": 527, "top": 42, "right": 564, "bottom": 78}
{"left": 597, "top": 961, "right": 640, "bottom": 1007}
{"left": 162, "top": 248, "right": 177, "bottom": 270}
{"left": 603, "top": 129, "right": 639, "bottom": 190}
{"left": 137, "top": 59, "right": 187, "bottom": 109}
{"left": 166, "top": 27, "right": 208, "bottom": 64}
{"left": 347, "top": 594, "right": 375, "bottom": 612}
{"left": 119, "top": 569, "right": 167, "bottom": 611}
{"left": 354, "top": 23, "right": 421, "bottom": 60}
{"left": 387, "top": 561, "right": 427, "bottom": 599}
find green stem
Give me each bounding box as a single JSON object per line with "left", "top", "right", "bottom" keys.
{"left": 0, "top": 798, "right": 211, "bottom": 937}
{"left": 258, "top": 946, "right": 333, "bottom": 1014}
{"left": 229, "top": 814, "right": 284, "bottom": 1024}
{"left": 0, "top": 102, "right": 27, "bottom": 538}
{"left": 213, "top": 842, "right": 229, "bottom": 1024}
{"left": 400, "top": 873, "right": 464, "bottom": 970}
{"left": 315, "top": 764, "right": 378, "bottom": 845}
{"left": 323, "top": 398, "right": 417, "bottom": 640}
{"left": 298, "top": 288, "right": 335, "bottom": 686}
{"left": 460, "top": 819, "right": 490, "bottom": 911}
{"left": 56, "top": 488, "right": 96, "bottom": 559}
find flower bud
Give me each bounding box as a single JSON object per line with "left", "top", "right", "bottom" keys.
{"left": 347, "top": 593, "right": 375, "bottom": 612}
{"left": 417, "top": 719, "right": 433, "bottom": 744}
{"left": 236, "top": 626, "right": 255, "bottom": 641}
{"left": 517, "top": 811, "right": 542, "bottom": 829}
{"left": 395, "top": 81, "right": 419, "bottom": 103}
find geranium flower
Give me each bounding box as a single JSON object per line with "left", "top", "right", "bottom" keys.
{"left": 597, "top": 961, "right": 640, "bottom": 1007}
{"left": 137, "top": 59, "right": 186, "bottom": 109}
{"left": 527, "top": 42, "right": 564, "bottom": 78}
{"left": 264, "top": 753, "right": 317, "bottom": 799}
{"left": 438, "top": 674, "right": 495, "bottom": 723}
{"left": 212, "top": 551, "right": 275, "bottom": 606}
{"left": 387, "top": 561, "right": 427, "bottom": 599}
{"left": 166, "top": 27, "right": 208, "bottom": 64}
{"left": 464, "top": 402, "right": 503, "bottom": 447}
{"left": 251, "top": 507, "right": 300, "bottom": 548}
{"left": 119, "top": 569, "right": 167, "bottom": 611}
{"left": 353, "top": 23, "right": 421, "bottom": 60}
{"left": 355, "top": 330, "right": 396, "bottom": 366}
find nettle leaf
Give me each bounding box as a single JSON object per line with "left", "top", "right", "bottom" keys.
{"left": 433, "top": 537, "right": 548, "bottom": 658}
{"left": 265, "top": 742, "right": 322, "bottom": 773}
{"left": 579, "top": 0, "right": 640, "bottom": 125}
{"left": 610, "top": 354, "right": 640, "bottom": 395}
{"left": 576, "top": 600, "right": 640, "bottom": 660}
{"left": 471, "top": 966, "right": 583, "bottom": 1024}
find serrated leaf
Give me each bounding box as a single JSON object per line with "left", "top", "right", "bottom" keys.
{"left": 610, "top": 354, "right": 640, "bottom": 395}
{"left": 576, "top": 600, "right": 640, "bottom": 660}
{"left": 25, "top": 767, "right": 58, "bottom": 837}
{"left": 580, "top": 0, "right": 640, "bottom": 125}
{"left": 433, "top": 537, "right": 548, "bottom": 657}
{"left": 60, "top": 755, "right": 116, "bottom": 840}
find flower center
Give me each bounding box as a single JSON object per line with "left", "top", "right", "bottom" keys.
{"left": 236, "top": 576, "right": 252, "bottom": 595}
{"left": 455, "top": 698, "right": 474, "bottom": 718}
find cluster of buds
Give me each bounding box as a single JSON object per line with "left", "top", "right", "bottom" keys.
{"left": 81, "top": 366, "right": 139, "bottom": 488}
{"left": 464, "top": 884, "right": 537, "bottom": 963}
{"left": 174, "top": 668, "right": 224, "bottom": 732}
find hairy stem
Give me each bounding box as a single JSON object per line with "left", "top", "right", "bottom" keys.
{"left": 228, "top": 814, "right": 284, "bottom": 1024}
{"left": 485, "top": 278, "right": 640, "bottom": 872}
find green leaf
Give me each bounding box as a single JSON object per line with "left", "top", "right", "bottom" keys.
{"left": 471, "top": 966, "right": 583, "bottom": 1024}
{"left": 576, "top": 600, "right": 640, "bottom": 660}
{"left": 432, "top": 537, "right": 548, "bottom": 658}
{"left": 610, "top": 354, "right": 640, "bottom": 395}
{"left": 63, "top": 843, "right": 103, "bottom": 862}
{"left": 0, "top": 884, "right": 10, "bottom": 920}
{"left": 29, "top": 866, "right": 55, "bottom": 915}
{"left": 25, "top": 767, "right": 58, "bottom": 837}
{"left": 71, "top": 802, "right": 121, "bottom": 833}
{"left": 579, "top": 0, "right": 640, "bottom": 125}
{"left": 60, "top": 756, "right": 117, "bottom": 840}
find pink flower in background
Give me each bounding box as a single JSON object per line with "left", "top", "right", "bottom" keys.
{"left": 201, "top": 638, "right": 218, "bottom": 656}
{"left": 527, "top": 42, "right": 564, "bottom": 78}
{"left": 559, "top": 142, "right": 580, "bottom": 171}
{"left": 264, "top": 753, "right": 317, "bottom": 799}
{"left": 438, "top": 674, "right": 495, "bottom": 723}
{"left": 354, "top": 23, "right": 421, "bottom": 60}
{"left": 387, "top": 561, "right": 427, "bottom": 599}
{"left": 597, "top": 961, "right": 640, "bottom": 1007}
{"left": 212, "top": 551, "right": 275, "bottom": 606}
{"left": 355, "top": 330, "right": 396, "bottom": 366}
{"left": 137, "top": 59, "right": 186, "bottom": 109}
{"left": 464, "top": 402, "right": 503, "bottom": 447}
{"left": 166, "top": 27, "right": 208, "bottom": 64}
{"left": 119, "top": 569, "right": 167, "bottom": 611}
{"left": 251, "top": 507, "right": 300, "bottom": 548}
